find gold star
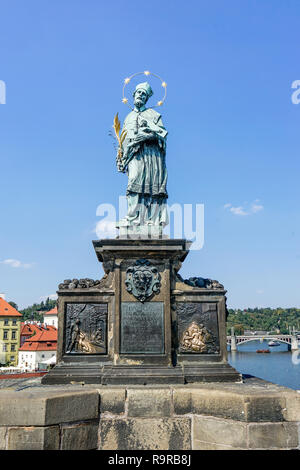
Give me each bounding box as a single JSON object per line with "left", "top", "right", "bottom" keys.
{"left": 122, "top": 97, "right": 128, "bottom": 104}
{"left": 162, "top": 82, "right": 167, "bottom": 88}
{"left": 144, "top": 70, "right": 150, "bottom": 76}
{"left": 157, "top": 100, "right": 163, "bottom": 106}
{"left": 124, "top": 78, "right": 130, "bottom": 84}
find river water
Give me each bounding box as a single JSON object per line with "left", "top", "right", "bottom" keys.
{"left": 228, "top": 340, "right": 300, "bottom": 390}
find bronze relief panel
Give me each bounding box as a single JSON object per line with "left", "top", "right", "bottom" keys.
{"left": 65, "top": 303, "right": 107, "bottom": 354}
{"left": 176, "top": 302, "right": 219, "bottom": 354}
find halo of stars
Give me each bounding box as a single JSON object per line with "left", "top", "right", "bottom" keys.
{"left": 122, "top": 71, "right": 167, "bottom": 110}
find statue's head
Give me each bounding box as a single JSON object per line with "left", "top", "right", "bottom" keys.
{"left": 133, "top": 82, "right": 153, "bottom": 109}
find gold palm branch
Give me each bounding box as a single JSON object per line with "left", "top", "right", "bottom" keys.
{"left": 113, "top": 113, "right": 127, "bottom": 160}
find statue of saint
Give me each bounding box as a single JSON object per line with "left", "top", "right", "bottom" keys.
{"left": 116, "top": 82, "right": 169, "bottom": 234}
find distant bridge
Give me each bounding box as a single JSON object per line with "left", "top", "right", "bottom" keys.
{"left": 227, "top": 334, "right": 299, "bottom": 351}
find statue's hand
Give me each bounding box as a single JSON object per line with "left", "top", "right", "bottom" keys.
{"left": 134, "top": 131, "right": 155, "bottom": 143}
{"left": 116, "top": 158, "right": 125, "bottom": 172}
{"left": 117, "top": 147, "right": 123, "bottom": 160}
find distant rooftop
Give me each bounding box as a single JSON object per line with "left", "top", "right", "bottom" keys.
{"left": 0, "top": 297, "right": 22, "bottom": 317}
{"left": 19, "top": 327, "right": 57, "bottom": 352}
{"left": 44, "top": 307, "right": 57, "bottom": 316}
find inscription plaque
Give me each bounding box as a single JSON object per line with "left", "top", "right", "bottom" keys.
{"left": 121, "top": 302, "right": 164, "bottom": 354}
{"left": 176, "top": 302, "right": 219, "bottom": 354}
{"left": 65, "top": 303, "right": 107, "bottom": 354}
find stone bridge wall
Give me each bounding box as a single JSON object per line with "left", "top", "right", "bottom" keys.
{"left": 0, "top": 378, "right": 299, "bottom": 450}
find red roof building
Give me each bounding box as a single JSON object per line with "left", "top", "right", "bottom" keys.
{"left": 44, "top": 307, "right": 57, "bottom": 316}
{"left": 19, "top": 326, "right": 57, "bottom": 352}
{"left": 18, "top": 325, "right": 57, "bottom": 370}
{"left": 20, "top": 322, "right": 45, "bottom": 347}
{"left": 0, "top": 298, "right": 22, "bottom": 317}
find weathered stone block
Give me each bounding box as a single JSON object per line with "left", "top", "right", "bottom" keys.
{"left": 245, "top": 395, "right": 285, "bottom": 422}
{"left": 193, "top": 415, "right": 247, "bottom": 448}
{"left": 192, "top": 389, "right": 247, "bottom": 421}
{"left": 174, "top": 388, "right": 247, "bottom": 421}
{"left": 193, "top": 440, "right": 244, "bottom": 450}
{"left": 0, "top": 427, "right": 7, "bottom": 450}
{"left": 98, "top": 388, "right": 126, "bottom": 414}
{"left": 127, "top": 389, "right": 172, "bottom": 417}
{"left": 248, "top": 422, "right": 299, "bottom": 449}
{"left": 174, "top": 386, "right": 288, "bottom": 422}
{"left": 99, "top": 418, "right": 191, "bottom": 450}
{"left": 172, "top": 389, "right": 192, "bottom": 415}
{"left": 283, "top": 393, "right": 300, "bottom": 421}
{"left": 61, "top": 422, "right": 99, "bottom": 450}
{"left": 0, "top": 390, "right": 99, "bottom": 426}
{"left": 45, "top": 391, "right": 99, "bottom": 425}
{"left": 7, "top": 426, "right": 60, "bottom": 450}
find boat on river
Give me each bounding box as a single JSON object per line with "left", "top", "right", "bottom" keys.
{"left": 256, "top": 349, "right": 270, "bottom": 353}
{"left": 268, "top": 340, "right": 280, "bottom": 346}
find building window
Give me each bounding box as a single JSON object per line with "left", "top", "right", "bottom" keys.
{"left": 2, "top": 344, "right": 7, "bottom": 352}
{"left": 3, "top": 330, "right": 8, "bottom": 340}
{"left": 11, "top": 344, "right": 16, "bottom": 352}
{"left": 12, "top": 320, "right": 17, "bottom": 325}
{"left": 11, "top": 330, "right": 17, "bottom": 340}
{"left": 4, "top": 320, "right": 9, "bottom": 326}
{"left": 10, "top": 356, "right": 15, "bottom": 361}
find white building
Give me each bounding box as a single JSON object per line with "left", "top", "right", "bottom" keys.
{"left": 43, "top": 307, "right": 58, "bottom": 329}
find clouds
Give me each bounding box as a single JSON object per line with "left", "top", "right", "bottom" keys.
{"left": 224, "top": 200, "right": 264, "bottom": 216}
{"left": 251, "top": 203, "right": 264, "bottom": 214}
{"left": 94, "top": 220, "right": 117, "bottom": 239}
{"left": 0, "top": 259, "right": 34, "bottom": 269}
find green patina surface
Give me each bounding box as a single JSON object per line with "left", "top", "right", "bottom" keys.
{"left": 116, "top": 82, "right": 168, "bottom": 231}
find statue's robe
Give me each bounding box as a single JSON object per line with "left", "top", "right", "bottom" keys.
{"left": 118, "top": 107, "right": 169, "bottom": 227}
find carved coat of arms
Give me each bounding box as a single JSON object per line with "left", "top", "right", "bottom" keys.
{"left": 125, "top": 259, "right": 161, "bottom": 302}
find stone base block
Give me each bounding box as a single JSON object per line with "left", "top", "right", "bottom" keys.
{"left": 61, "top": 422, "right": 99, "bottom": 450}
{"left": 7, "top": 426, "right": 60, "bottom": 450}
{"left": 0, "top": 389, "right": 99, "bottom": 425}
{"left": 99, "top": 417, "right": 191, "bottom": 450}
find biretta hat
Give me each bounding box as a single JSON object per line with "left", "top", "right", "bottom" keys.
{"left": 133, "top": 82, "right": 153, "bottom": 98}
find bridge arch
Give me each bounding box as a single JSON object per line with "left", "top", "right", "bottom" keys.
{"left": 227, "top": 335, "right": 293, "bottom": 349}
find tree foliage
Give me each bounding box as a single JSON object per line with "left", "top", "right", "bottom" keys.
{"left": 226, "top": 308, "right": 300, "bottom": 335}
{"left": 8, "top": 301, "right": 18, "bottom": 310}
{"left": 20, "top": 298, "right": 57, "bottom": 322}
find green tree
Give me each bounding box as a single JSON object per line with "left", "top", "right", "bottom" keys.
{"left": 20, "top": 299, "right": 57, "bottom": 322}
{"left": 8, "top": 301, "right": 18, "bottom": 311}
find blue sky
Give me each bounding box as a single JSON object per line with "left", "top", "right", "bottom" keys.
{"left": 0, "top": 0, "right": 299, "bottom": 309}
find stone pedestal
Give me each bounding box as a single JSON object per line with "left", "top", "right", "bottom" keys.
{"left": 42, "top": 238, "right": 241, "bottom": 385}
